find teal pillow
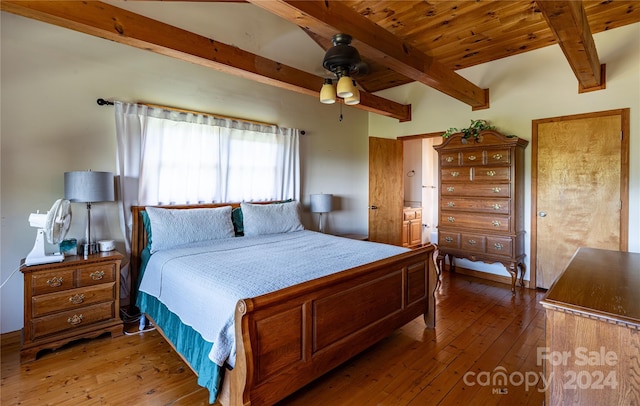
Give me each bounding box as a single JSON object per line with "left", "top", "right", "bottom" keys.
{"left": 232, "top": 207, "right": 244, "bottom": 236}
{"left": 141, "top": 210, "right": 153, "bottom": 250}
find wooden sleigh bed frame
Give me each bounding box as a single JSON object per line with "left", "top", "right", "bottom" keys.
{"left": 130, "top": 203, "right": 437, "bottom": 406}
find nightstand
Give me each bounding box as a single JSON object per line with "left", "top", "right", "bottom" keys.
{"left": 20, "top": 250, "right": 124, "bottom": 362}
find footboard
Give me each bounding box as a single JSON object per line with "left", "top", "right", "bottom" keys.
{"left": 230, "top": 244, "right": 437, "bottom": 405}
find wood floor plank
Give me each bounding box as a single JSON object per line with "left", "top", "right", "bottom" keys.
{"left": 2, "top": 272, "right": 546, "bottom": 405}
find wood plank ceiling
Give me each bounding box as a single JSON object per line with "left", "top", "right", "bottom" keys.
{"left": 2, "top": 1, "right": 639, "bottom": 122}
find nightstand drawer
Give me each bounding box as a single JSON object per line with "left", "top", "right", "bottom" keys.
{"left": 32, "top": 283, "right": 116, "bottom": 317}
{"left": 31, "top": 269, "right": 75, "bottom": 296}
{"left": 31, "top": 301, "right": 115, "bottom": 339}
{"left": 78, "top": 263, "right": 116, "bottom": 286}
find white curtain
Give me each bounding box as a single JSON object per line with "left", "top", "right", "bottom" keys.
{"left": 114, "top": 101, "right": 300, "bottom": 301}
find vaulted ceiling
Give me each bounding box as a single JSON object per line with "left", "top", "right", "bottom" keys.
{"left": 2, "top": 1, "right": 639, "bottom": 122}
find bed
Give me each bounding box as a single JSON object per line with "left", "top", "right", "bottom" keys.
{"left": 130, "top": 201, "right": 437, "bottom": 405}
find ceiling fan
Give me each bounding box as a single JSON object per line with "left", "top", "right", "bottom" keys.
{"left": 320, "top": 34, "right": 368, "bottom": 106}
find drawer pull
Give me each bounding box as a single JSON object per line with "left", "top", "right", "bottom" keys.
{"left": 468, "top": 239, "right": 476, "bottom": 245}
{"left": 492, "top": 204, "right": 502, "bottom": 210}
{"left": 451, "top": 171, "right": 460, "bottom": 177}
{"left": 492, "top": 187, "right": 502, "bottom": 193}
{"left": 447, "top": 201, "right": 455, "bottom": 207}
{"left": 494, "top": 243, "right": 504, "bottom": 250}
{"left": 69, "top": 294, "right": 85, "bottom": 305}
{"left": 447, "top": 186, "right": 455, "bottom": 192}
{"left": 492, "top": 220, "right": 501, "bottom": 227}
{"left": 468, "top": 155, "right": 477, "bottom": 161}
{"left": 446, "top": 156, "right": 454, "bottom": 163}
{"left": 67, "top": 314, "right": 84, "bottom": 326}
{"left": 487, "top": 170, "right": 496, "bottom": 176}
{"left": 448, "top": 217, "right": 455, "bottom": 223}
{"left": 46, "top": 277, "right": 64, "bottom": 287}
{"left": 90, "top": 271, "right": 105, "bottom": 281}
{"left": 493, "top": 153, "right": 503, "bottom": 160}
{"left": 445, "top": 237, "right": 454, "bottom": 243}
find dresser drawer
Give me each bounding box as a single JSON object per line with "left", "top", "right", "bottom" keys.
{"left": 440, "top": 152, "right": 460, "bottom": 167}
{"left": 441, "top": 168, "right": 469, "bottom": 181}
{"left": 441, "top": 198, "right": 510, "bottom": 214}
{"left": 441, "top": 212, "right": 511, "bottom": 232}
{"left": 31, "top": 301, "right": 116, "bottom": 339}
{"left": 486, "top": 236, "right": 514, "bottom": 256}
{"left": 32, "top": 283, "right": 116, "bottom": 317}
{"left": 462, "top": 151, "right": 483, "bottom": 164}
{"left": 487, "top": 149, "right": 511, "bottom": 165}
{"left": 78, "top": 263, "right": 116, "bottom": 287}
{"left": 442, "top": 183, "right": 511, "bottom": 198}
{"left": 31, "top": 269, "right": 75, "bottom": 296}
{"left": 460, "top": 233, "right": 486, "bottom": 253}
{"left": 438, "top": 231, "right": 460, "bottom": 248}
{"left": 472, "top": 166, "right": 510, "bottom": 182}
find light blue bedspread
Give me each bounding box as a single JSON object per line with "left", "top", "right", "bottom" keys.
{"left": 138, "top": 230, "right": 408, "bottom": 368}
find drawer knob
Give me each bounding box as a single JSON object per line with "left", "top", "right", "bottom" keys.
{"left": 494, "top": 243, "right": 504, "bottom": 250}
{"left": 46, "top": 277, "right": 63, "bottom": 287}
{"left": 445, "top": 237, "right": 454, "bottom": 243}
{"left": 448, "top": 217, "right": 455, "bottom": 223}
{"left": 468, "top": 155, "right": 477, "bottom": 161}
{"left": 492, "top": 220, "right": 501, "bottom": 227}
{"left": 447, "top": 201, "right": 455, "bottom": 207}
{"left": 447, "top": 186, "right": 455, "bottom": 192}
{"left": 492, "top": 187, "right": 502, "bottom": 193}
{"left": 67, "top": 314, "right": 84, "bottom": 326}
{"left": 492, "top": 204, "right": 502, "bottom": 210}
{"left": 90, "top": 271, "right": 105, "bottom": 281}
{"left": 487, "top": 170, "right": 496, "bottom": 176}
{"left": 451, "top": 171, "right": 460, "bottom": 177}
{"left": 468, "top": 239, "right": 476, "bottom": 245}
{"left": 446, "top": 156, "right": 454, "bottom": 163}
{"left": 69, "top": 294, "right": 85, "bottom": 305}
{"left": 493, "top": 153, "right": 503, "bottom": 160}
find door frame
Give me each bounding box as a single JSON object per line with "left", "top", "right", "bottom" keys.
{"left": 530, "top": 108, "right": 630, "bottom": 288}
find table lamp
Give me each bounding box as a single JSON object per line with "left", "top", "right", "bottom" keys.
{"left": 310, "top": 194, "right": 333, "bottom": 233}
{"left": 64, "top": 170, "right": 114, "bottom": 255}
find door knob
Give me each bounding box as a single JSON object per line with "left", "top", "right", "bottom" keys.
{"left": 539, "top": 211, "right": 547, "bottom": 217}
{"left": 369, "top": 205, "right": 378, "bottom": 210}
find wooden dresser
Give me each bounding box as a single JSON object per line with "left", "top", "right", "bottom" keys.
{"left": 541, "top": 248, "right": 640, "bottom": 405}
{"left": 433, "top": 130, "right": 528, "bottom": 292}
{"left": 402, "top": 207, "right": 422, "bottom": 248}
{"left": 20, "top": 251, "right": 123, "bottom": 362}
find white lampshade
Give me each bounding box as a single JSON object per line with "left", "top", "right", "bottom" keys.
{"left": 320, "top": 79, "right": 337, "bottom": 104}
{"left": 336, "top": 76, "right": 354, "bottom": 98}
{"left": 310, "top": 194, "right": 333, "bottom": 213}
{"left": 64, "top": 171, "right": 114, "bottom": 203}
{"left": 344, "top": 82, "right": 360, "bottom": 105}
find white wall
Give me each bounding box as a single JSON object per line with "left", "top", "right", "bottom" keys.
{"left": 0, "top": 12, "right": 370, "bottom": 333}
{"left": 370, "top": 22, "right": 640, "bottom": 280}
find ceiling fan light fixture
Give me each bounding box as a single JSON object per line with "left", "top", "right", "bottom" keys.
{"left": 320, "top": 78, "right": 337, "bottom": 104}
{"left": 336, "top": 75, "right": 354, "bottom": 98}
{"left": 344, "top": 81, "right": 360, "bottom": 105}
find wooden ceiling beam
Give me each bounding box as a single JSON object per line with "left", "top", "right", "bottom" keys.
{"left": 247, "top": 0, "right": 490, "bottom": 110}
{"left": 537, "top": 1, "right": 605, "bottom": 91}
{"left": 0, "top": 0, "right": 411, "bottom": 121}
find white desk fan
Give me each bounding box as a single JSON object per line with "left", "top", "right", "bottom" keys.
{"left": 25, "top": 199, "right": 72, "bottom": 266}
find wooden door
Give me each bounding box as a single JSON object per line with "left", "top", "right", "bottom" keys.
{"left": 532, "top": 109, "right": 629, "bottom": 289}
{"left": 368, "top": 137, "right": 404, "bottom": 245}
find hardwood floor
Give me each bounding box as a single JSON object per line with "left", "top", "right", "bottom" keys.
{"left": 1, "top": 272, "right": 546, "bottom": 405}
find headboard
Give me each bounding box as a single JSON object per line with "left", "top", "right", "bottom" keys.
{"left": 129, "top": 202, "right": 275, "bottom": 308}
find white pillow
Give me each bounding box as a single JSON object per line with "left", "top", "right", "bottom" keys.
{"left": 241, "top": 201, "right": 304, "bottom": 236}
{"left": 145, "top": 206, "right": 235, "bottom": 253}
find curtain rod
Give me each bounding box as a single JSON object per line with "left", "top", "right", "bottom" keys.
{"left": 96, "top": 98, "right": 305, "bottom": 134}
